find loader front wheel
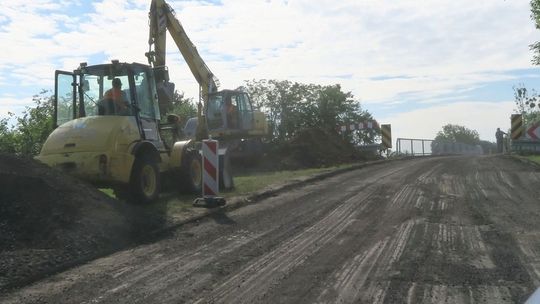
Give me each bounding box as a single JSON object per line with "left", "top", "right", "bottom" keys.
{"left": 179, "top": 150, "right": 202, "bottom": 194}
{"left": 130, "top": 157, "right": 161, "bottom": 203}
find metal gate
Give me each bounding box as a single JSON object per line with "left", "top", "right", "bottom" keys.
{"left": 396, "top": 138, "right": 483, "bottom": 156}
{"left": 396, "top": 138, "right": 433, "bottom": 156}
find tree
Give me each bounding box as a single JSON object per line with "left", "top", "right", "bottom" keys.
{"left": 164, "top": 90, "right": 197, "bottom": 123}
{"left": 0, "top": 114, "right": 17, "bottom": 154}
{"left": 14, "top": 91, "right": 55, "bottom": 155}
{"left": 478, "top": 140, "right": 497, "bottom": 155}
{"left": 531, "top": 0, "right": 540, "bottom": 64}
{"left": 513, "top": 84, "right": 540, "bottom": 125}
{"left": 318, "top": 85, "right": 376, "bottom": 145}
{"left": 244, "top": 79, "right": 374, "bottom": 145}
{"left": 0, "top": 90, "right": 54, "bottom": 156}
{"left": 434, "top": 124, "right": 480, "bottom": 145}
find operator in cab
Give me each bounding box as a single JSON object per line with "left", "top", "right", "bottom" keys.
{"left": 98, "top": 78, "right": 130, "bottom": 115}
{"left": 221, "top": 96, "right": 238, "bottom": 129}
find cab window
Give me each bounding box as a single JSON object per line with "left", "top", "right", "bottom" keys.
{"left": 236, "top": 93, "right": 253, "bottom": 112}
{"left": 55, "top": 72, "right": 76, "bottom": 126}
{"left": 207, "top": 94, "right": 224, "bottom": 130}
{"left": 134, "top": 70, "right": 159, "bottom": 120}
{"left": 80, "top": 65, "right": 132, "bottom": 117}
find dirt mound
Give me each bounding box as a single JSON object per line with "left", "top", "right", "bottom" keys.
{"left": 278, "top": 128, "right": 369, "bottom": 169}
{"left": 0, "top": 153, "right": 165, "bottom": 292}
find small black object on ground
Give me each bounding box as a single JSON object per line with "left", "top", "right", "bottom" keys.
{"left": 193, "top": 196, "right": 226, "bottom": 208}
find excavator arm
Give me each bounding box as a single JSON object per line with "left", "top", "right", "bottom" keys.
{"left": 147, "top": 0, "right": 219, "bottom": 109}
{"left": 146, "top": 0, "right": 268, "bottom": 141}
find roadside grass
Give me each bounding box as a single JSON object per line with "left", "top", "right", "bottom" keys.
{"left": 526, "top": 155, "right": 540, "bottom": 165}
{"left": 99, "top": 188, "right": 115, "bottom": 198}
{"left": 103, "top": 163, "right": 357, "bottom": 220}
{"left": 225, "top": 164, "right": 355, "bottom": 197}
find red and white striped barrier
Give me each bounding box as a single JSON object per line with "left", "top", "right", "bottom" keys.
{"left": 339, "top": 120, "right": 379, "bottom": 133}
{"left": 202, "top": 139, "right": 219, "bottom": 197}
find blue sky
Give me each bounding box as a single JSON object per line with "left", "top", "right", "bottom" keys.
{"left": 1, "top": 0, "right": 539, "bottom": 143}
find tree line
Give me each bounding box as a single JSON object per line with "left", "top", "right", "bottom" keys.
{"left": 243, "top": 80, "right": 375, "bottom": 146}
{"left": 433, "top": 123, "right": 496, "bottom": 154}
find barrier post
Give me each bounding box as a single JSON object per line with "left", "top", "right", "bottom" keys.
{"left": 381, "top": 124, "right": 392, "bottom": 149}
{"left": 193, "top": 139, "right": 226, "bottom": 207}
{"left": 511, "top": 114, "right": 523, "bottom": 140}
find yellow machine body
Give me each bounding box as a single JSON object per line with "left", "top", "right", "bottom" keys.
{"left": 37, "top": 116, "right": 140, "bottom": 184}
{"left": 37, "top": 115, "right": 192, "bottom": 186}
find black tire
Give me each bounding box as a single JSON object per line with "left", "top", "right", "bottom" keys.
{"left": 179, "top": 150, "right": 202, "bottom": 194}
{"left": 219, "top": 149, "right": 234, "bottom": 191}
{"left": 129, "top": 157, "right": 161, "bottom": 203}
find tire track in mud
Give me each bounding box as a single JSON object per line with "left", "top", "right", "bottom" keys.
{"left": 236, "top": 158, "right": 442, "bottom": 304}
{"left": 382, "top": 156, "right": 537, "bottom": 304}
{"left": 192, "top": 158, "right": 441, "bottom": 304}
{"left": 1, "top": 229, "right": 263, "bottom": 304}
{"left": 84, "top": 230, "right": 262, "bottom": 304}
{"left": 194, "top": 162, "right": 422, "bottom": 304}
{"left": 469, "top": 157, "right": 540, "bottom": 301}
{"left": 315, "top": 220, "right": 416, "bottom": 304}
{"left": 198, "top": 194, "right": 370, "bottom": 304}
{"left": 309, "top": 160, "right": 444, "bottom": 304}
{"left": 310, "top": 156, "right": 536, "bottom": 304}
{"left": 164, "top": 156, "right": 538, "bottom": 303}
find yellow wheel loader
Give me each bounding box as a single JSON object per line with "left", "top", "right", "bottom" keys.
{"left": 36, "top": 62, "right": 203, "bottom": 203}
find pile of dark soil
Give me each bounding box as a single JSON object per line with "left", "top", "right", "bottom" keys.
{"left": 0, "top": 153, "right": 166, "bottom": 293}
{"left": 275, "top": 128, "right": 371, "bottom": 169}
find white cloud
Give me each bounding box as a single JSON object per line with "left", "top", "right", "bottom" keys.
{"left": 379, "top": 101, "right": 515, "bottom": 143}
{"left": 0, "top": 96, "right": 33, "bottom": 120}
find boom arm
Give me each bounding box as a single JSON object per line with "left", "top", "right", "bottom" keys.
{"left": 147, "top": 0, "right": 219, "bottom": 105}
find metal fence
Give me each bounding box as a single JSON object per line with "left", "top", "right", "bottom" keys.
{"left": 396, "top": 138, "right": 483, "bottom": 156}
{"left": 511, "top": 139, "right": 540, "bottom": 153}
{"left": 396, "top": 138, "right": 433, "bottom": 156}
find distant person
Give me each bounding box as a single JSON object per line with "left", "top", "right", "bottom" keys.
{"left": 99, "top": 78, "right": 129, "bottom": 115}
{"left": 495, "top": 127, "right": 507, "bottom": 153}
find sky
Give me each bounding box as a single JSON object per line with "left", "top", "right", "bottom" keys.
{"left": 1, "top": 0, "right": 539, "bottom": 144}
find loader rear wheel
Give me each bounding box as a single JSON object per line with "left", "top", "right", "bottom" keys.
{"left": 129, "top": 157, "right": 161, "bottom": 203}
{"left": 179, "top": 150, "right": 202, "bottom": 194}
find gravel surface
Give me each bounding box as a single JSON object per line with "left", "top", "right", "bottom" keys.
{"left": 2, "top": 155, "right": 540, "bottom": 303}
{"left": 0, "top": 153, "right": 167, "bottom": 292}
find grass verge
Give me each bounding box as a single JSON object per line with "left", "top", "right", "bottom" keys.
{"left": 525, "top": 155, "right": 540, "bottom": 165}
{"left": 227, "top": 164, "right": 355, "bottom": 197}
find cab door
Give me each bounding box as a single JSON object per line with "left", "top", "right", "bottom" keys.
{"left": 132, "top": 69, "right": 162, "bottom": 143}
{"left": 236, "top": 92, "right": 254, "bottom": 131}
{"left": 54, "top": 71, "right": 77, "bottom": 127}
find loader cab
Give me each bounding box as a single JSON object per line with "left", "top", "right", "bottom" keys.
{"left": 206, "top": 90, "right": 254, "bottom": 134}
{"left": 54, "top": 62, "right": 162, "bottom": 143}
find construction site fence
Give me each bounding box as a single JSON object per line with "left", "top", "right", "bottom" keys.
{"left": 396, "top": 138, "right": 483, "bottom": 156}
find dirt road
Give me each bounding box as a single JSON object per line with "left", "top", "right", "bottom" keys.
{"left": 2, "top": 156, "right": 539, "bottom": 303}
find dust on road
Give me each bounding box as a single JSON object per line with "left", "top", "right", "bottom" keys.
{"left": 2, "top": 155, "right": 539, "bottom": 303}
